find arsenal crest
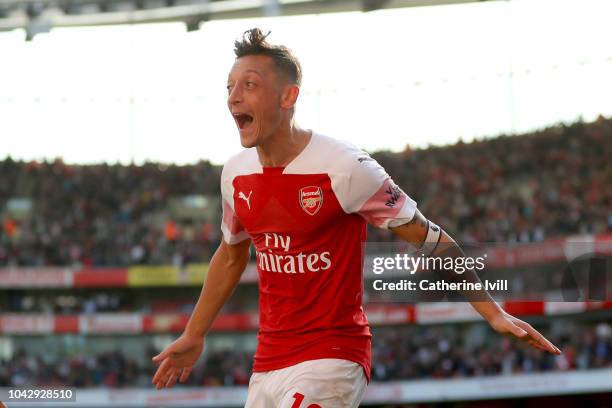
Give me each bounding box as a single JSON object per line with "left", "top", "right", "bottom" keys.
{"left": 299, "top": 186, "right": 323, "bottom": 216}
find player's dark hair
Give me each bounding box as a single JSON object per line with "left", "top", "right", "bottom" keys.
{"left": 234, "top": 28, "right": 302, "bottom": 86}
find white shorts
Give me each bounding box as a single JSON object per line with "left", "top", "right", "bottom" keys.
{"left": 244, "top": 358, "right": 368, "bottom": 408}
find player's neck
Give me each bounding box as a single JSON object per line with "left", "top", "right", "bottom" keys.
{"left": 256, "top": 124, "right": 312, "bottom": 168}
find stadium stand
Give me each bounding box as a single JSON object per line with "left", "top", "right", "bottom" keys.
{"left": 1, "top": 116, "right": 611, "bottom": 267}
{"left": 1, "top": 320, "right": 610, "bottom": 388}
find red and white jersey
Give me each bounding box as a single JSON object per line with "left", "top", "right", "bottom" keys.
{"left": 220, "top": 132, "right": 417, "bottom": 380}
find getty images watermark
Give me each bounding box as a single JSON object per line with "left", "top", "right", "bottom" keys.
{"left": 363, "top": 241, "right": 611, "bottom": 303}
{"left": 370, "top": 252, "right": 508, "bottom": 292}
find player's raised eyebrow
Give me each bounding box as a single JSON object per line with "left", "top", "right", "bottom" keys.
{"left": 228, "top": 69, "right": 265, "bottom": 82}
{"left": 244, "top": 69, "right": 264, "bottom": 77}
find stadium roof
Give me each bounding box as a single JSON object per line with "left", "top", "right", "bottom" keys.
{"left": 1, "top": 0, "right": 501, "bottom": 39}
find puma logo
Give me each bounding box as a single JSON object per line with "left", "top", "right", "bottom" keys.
{"left": 238, "top": 191, "right": 252, "bottom": 210}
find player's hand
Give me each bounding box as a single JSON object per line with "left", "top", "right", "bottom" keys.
{"left": 488, "top": 310, "right": 561, "bottom": 355}
{"left": 151, "top": 333, "right": 205, "bottom": 389}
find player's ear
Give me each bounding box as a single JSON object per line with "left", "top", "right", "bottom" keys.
{"left": 280, "top": 83, "right": 300, "bottom": 110}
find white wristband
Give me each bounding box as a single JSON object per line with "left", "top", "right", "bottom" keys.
{"left": 421, "top": 220, "right": 442, "bottom": 255}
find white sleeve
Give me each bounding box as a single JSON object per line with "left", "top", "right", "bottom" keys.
{"left": 220, "top": 165, "right": 250, "bottom": 244}
{"left": 331, "top": 146, "right": 417, "bottom": 229}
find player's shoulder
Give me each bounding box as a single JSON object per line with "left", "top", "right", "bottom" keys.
{"left": 286, "top": 131, "right": 377, "bottom": 176}
{"left": 221, "top": 148, "right": 262, "bottom": 182}
{"left": 313, "top": 132, "right": 371, "bottom": 163}
{"left": 296, "top": 132, "right": 391, "bottom": 213}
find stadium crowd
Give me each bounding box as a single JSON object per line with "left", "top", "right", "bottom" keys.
{"left": 0, "top": 321, "right": 609, "bottom": 388}
{"left": 0, "top": 160, "right": 221, "bottom": 267}
{"left": 368, "top": 115, "right": 612, "bottom": 244}
{"left": 370, "top": 320, "right": 612, "bottom": 380}
{"left": 1, "top": 117, "right": 611, "bottom": 267}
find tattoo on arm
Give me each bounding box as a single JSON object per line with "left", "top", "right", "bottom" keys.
{"left": 408, "top": 210, "right": 428, "bottom": 229}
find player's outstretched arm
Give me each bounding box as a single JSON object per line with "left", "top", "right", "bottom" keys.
{"left": 151, "top": 238, "right": 251, "bottom": 389}
{"left": 390, "top": 210, "right": 561, "bottom": 355}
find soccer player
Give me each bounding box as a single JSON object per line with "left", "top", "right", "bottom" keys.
{"left": 152, "top": 28, "right": 561, "bottom": 407}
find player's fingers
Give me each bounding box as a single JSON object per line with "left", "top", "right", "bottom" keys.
{"left": 179, "top": 367, "right": 192, "bottom": 383}
{"left": 157, "top": 368, "right": 176, "bottom": 390}
{"left": 526, "top": 331, "right": 558, "bottom": 354}
{"left": 166, "top": 368, "right": 179, "bottom": 388}
{"left": 527, "top": 338, "right": 548, "bottom": 352}
{"left": 511, "top": 318, "right": 555, "bottom": 352}
{"left": 152, "top": 358, "right": 172, "bottom": 385}
{"left": 152, "top": 365, "right": 165, "bottom": 385}
{"left": 536, "top": 335, "right": 560, "bottom": 354}
{"left": 506, "top": 322, "right": 528, "bottom": 339}
{"left": 155, "top": 371, "right": 166, "bottom": 390}
{"left": 523, "top": 325, "right": 561, "bottom": 354}
{"left": 152, "top": 348, "right": 171, "bottom": 363}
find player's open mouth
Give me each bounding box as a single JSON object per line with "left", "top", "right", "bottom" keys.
{"left": 233, "top": 113, "right": 254, "bottom": 130}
